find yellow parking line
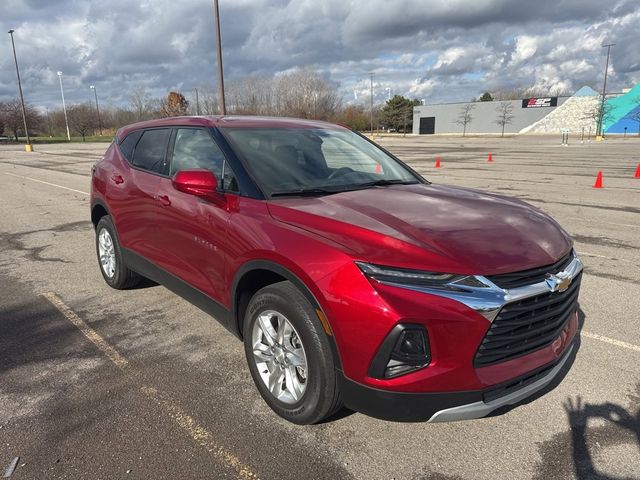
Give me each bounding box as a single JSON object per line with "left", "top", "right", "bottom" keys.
{"left": 4, "top": 172, "right": 89, "bottom": 195}
{"left": 43, "top": 292, "right": 260, "bottom": 480}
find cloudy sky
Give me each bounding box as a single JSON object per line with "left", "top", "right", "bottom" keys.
{"left": 1, "top": 0, "right": 639, "bottom": 111}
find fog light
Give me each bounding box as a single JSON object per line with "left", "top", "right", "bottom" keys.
{"left": 368, "top": 324, "right": 431, "bottom": 379}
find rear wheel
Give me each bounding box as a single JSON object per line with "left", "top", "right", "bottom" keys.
{"left": 95, "top": 215, "right": 141, "bottom": 289}
{"left": 243, "top": 281, "right": 342, "bottom": 424}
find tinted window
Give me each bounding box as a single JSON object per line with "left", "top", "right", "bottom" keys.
{"left": 131, "top": 129, "right": 170, "bottom": 175}
{"left": 118, "top": 130, "right": 142, "bottom": 161}
{"left": 171, "top": 128, "right": 238, "bottom": 191}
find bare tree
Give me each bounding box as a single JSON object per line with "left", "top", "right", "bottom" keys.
{"left": 67, "top": 103, "right": 97, "bottom": 141}
{"left": 199, "top": 91, "right": 219, "bottom": 115}
{"left": 272, "top": 69, "right": 341, "bottom": 120}
{"left": 587, "top": 102, "right": 614, "bottom": 136}
{"left": 455, "top": 103, "right": 475, "bottom": 136}
{"left": 128, "top": 87, "right": 155, "bottom": 121}
{"left": 495, "top": 101, "right": 515, "bottom": 137}
{"left": 626, "top": 98, "right": 640, "bottom": 136}
{"left": 0, "top": 98, "right": 41, "bottom": 141}
{"left": 492, "top": 86, "right": 569, "bottom": 101}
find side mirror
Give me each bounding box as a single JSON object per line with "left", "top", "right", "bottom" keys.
{"left": 172, "top": 169, "right": 224, "bottom": 204}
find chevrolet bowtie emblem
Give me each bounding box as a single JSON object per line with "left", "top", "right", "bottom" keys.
{"left": 546, "top": 272, "right": 572, "bottom": 293}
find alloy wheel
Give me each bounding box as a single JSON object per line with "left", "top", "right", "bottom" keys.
{"left": 251, "top": 309, "right": 308, "bottom": 404}
{"left": 98, "top": 228, "right": 116, "bottom": 278}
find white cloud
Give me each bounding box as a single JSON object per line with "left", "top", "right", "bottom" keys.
{"left": 0, "top": 0, "right": 638, "bottom": 108}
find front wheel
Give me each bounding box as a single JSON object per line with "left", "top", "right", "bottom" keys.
{"left": 243, "top": 281, "right": 342, "bottom": 424}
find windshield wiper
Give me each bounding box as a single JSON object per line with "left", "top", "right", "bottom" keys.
{"left": 270, "top": 187, "right": 340, "bottom": 198}
{"left": 356, "top": 179, "right": 420, "bottom": 187}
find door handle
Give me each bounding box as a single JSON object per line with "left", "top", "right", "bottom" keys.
{"left": 111, "top": 174, "right": 124, "bottom": 184}
{"left": 158, "top": 195, "right": 171, "bottom": 207}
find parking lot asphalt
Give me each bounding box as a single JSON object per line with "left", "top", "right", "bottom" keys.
{"left": 1, "top": 135, "right": 639, "bottom": 480}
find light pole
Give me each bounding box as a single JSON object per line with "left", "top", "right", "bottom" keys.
{"left": 596, "top": 43, "right": 615, "bottom": 139}
{"left": 385, "top": 87, "right": 391, "bottom": 101}
{"left": 89, "top": 85, "right": 102, "bottom": 135}
{"left": 57, "top": 71, "right": 71, "bottom": 141}
{"left": 213, "top": 0, "right": 226, "bottom": 115}
{"left": 369, "top": 72, "right": 375, "bottom": 137}
{"left": 8, "top": 29, "right": 32, "bottom": 151}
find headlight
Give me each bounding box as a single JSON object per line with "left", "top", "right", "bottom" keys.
{"left": 356, "top": 261, "right": 463, "bottom": 287}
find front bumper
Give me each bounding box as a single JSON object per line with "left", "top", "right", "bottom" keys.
{"left": 339, "top": 338, "right": 575, "bottom": 422}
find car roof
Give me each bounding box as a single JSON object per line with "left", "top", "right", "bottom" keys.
{"left": 115, "top": 116, "right": 346, "bottom": 142}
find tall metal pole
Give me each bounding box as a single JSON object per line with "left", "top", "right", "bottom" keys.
{"left": 369, "top": 72, "right": 374, "bottom": 136}
{"left": 194, "top": 87, "right": 200, "bottom": 115}
{"left": 213, "top": 0, "right": 226, "bottom": 115}
{"left": 57, "top": 71, "right": 71, "bottom": 141}
{"left": 597, "top": 43, "right": 615, "bottom": 138}
{"left": 8, "top": 29, "right": 31, "bottom": 148}
{"left": 90, "top": 85, "right": 102, "bottom": 135}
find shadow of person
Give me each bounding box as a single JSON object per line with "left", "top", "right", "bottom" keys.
{"left": 563, "top": 394, "right": 640, "bottom": 480}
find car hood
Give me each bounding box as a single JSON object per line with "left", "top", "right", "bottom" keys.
{"left": 267, "top": 183, "right": 572, "bottom": 275}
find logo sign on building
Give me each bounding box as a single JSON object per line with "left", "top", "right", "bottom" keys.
{"left": 522, "top": 97, "right": 558, "bottom": 108}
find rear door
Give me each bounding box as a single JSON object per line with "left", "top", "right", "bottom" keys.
{"left": 154, "top": 127, "right": 240, "bottom": 303}
{"left": 112, "top": 128, "right": 171, "bottom": 261}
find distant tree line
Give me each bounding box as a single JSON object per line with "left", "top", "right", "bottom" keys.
{"left": 0, "top": 68, "right": 426, "bottom": 141}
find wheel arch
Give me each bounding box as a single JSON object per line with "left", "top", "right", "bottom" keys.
{"left": 231, "top": 260, "right": 343, "bottom": 370}
{"left": 91, "top": 199, "right": 111, "bottom": 229}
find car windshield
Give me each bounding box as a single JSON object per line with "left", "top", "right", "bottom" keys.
{"left": 219, "top": 127, "right": 422, "bottom": 197}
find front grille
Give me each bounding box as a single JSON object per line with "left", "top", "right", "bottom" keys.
{"left": 486, "top": 251, "right": 574, "bottom": 289}
{"left": 474, "top": 272, "right": 581, "bottom": 367}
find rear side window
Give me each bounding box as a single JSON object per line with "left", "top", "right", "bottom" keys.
{"left": 118, "top": 130, "right": 142, "bottom": 161}
{"left": 131, "top": 129, "right": 171, "bottom": 175}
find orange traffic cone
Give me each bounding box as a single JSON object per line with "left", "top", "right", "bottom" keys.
{"left": 634, "top": 164, "right": 640, "bottom": 178}
{"left": 593, "top": 171, "right": 603, "bottom": 188}
{"left": 375, "top": 163, "right": 382, "bottom": 174}
{"left": 487, "top": 152, "right": 493, "bottom": 162}
{"left": 435, "top": 157, "right": 441, "bottom": 168}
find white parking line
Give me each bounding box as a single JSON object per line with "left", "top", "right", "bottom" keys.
{"left": 43, "top": 292, "right": 260, "bottom": 480}
{"left": 581, "top": 330, "right": 640, "bottom": 353}
{"left": 4, "top": 171, "right": 89, "bottom": 195}
{"left": 565, "top": 216, "right": 640, "bottom": 229}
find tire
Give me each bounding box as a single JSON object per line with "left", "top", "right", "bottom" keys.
{"left": 243, "top": 281, "right": 342, "bottom": 424}
{"left": 95, "top": 215, "right": 141, "bottom": 290}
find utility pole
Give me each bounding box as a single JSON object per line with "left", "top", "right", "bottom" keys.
{"left": 8, "top": 29, "right": 32, "bottom": 151}
{"left": 596, "top": 43, "right": 615, "bottom": 139}
{"left": 369, "top": 72, "right": 374, "bottom": 137}
{"left": 90, "top": 85, "right": 102, "bottom": 135}
{"left": 213, "top": 0, "right": 226, "bottom": 115}
{"left": 194, "top": 87, "right": 200, "bottom": 115}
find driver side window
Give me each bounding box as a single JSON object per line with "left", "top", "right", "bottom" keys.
{"left": 171, "top": 128, "right": 238, "bottom": 191}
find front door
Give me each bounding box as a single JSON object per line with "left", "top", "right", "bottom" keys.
{"left": 154, "top": 127, "right": 239, "bottom": 304}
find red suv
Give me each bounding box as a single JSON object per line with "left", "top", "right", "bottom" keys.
{"left": 91, "top": 116, "right": 582, "bottom": 424}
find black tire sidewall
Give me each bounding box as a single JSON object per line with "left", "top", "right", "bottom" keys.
{"left": 244, "top": 282, "right": 337, "bottom": 425}
{"left": 95, "top": 215, "right": 129, "bottom": 289}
